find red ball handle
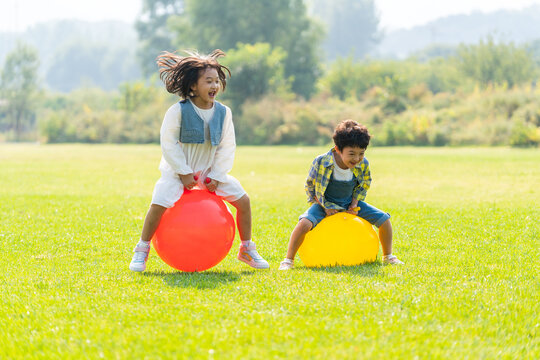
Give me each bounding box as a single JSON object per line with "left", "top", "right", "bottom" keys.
{"left": 193, "top": 175, "right": 211, "bottom": 184}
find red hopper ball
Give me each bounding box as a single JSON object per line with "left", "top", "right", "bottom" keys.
{"left": 152, "top": 189, "right": 235, "bottom": 272}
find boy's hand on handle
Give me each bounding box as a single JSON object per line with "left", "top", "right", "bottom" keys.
{"left": 345, "top": 200, "right": 360, "bottom": 215}
{"left": 205, "top": 177, "right": 218, "bottom": 192}
{"left": 346, "top": 205, "right": 360, "bottom": 215}
{"left": 179, "top": 173, "right": 197, "bottom": 190}
{"left": 325, "top": 208, "right": 338, "bottom": 216}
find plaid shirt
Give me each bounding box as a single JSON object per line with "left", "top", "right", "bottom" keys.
{"left": 305, "top": 149, "right": 372, "bottom": 210}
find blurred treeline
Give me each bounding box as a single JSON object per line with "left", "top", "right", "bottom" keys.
{"left": 1, "top": 0, "right": 539, "bottom": 147}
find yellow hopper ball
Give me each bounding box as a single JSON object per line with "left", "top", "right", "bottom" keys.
{"left": 298, "top": 213, "right": 379, "bottom": 267}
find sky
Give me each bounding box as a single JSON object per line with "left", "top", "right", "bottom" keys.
{"left": 377, "top": 0, "right": 540, "bottom": 30}
{"left": 1, "top": 0, "right": 540, "bottom": 33}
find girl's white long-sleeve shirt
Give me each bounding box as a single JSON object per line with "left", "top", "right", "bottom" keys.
{"left": 158, "top": 101, "right": 236, "bottom": 183}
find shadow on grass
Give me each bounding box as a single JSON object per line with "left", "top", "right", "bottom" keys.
{"left": 304, "top": 261, "right": 383, "bottom": 276}
{"left": 143, "top": 270, "right": 244, "bottom": 289}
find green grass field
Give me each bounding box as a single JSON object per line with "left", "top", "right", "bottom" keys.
{"left": 1, "top": 144, "right": 538, "bottom": 359}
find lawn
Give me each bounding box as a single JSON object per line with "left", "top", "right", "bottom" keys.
{"left": 0, "top": 144, "right": 538, "bottom": 359}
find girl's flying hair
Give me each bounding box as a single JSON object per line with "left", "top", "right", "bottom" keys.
{"left": 156, "top": 49, "right": 231, "bottom": 98}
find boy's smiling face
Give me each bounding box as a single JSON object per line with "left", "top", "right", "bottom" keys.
{"left": 334, "top": 146, "right": 365, "bottom": 169}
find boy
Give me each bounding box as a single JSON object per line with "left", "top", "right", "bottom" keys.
{"left": 279, "top": 120, "right": 403, "bottom": 270}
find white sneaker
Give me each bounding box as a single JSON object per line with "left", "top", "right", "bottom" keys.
{"left": 129, "top": 242, "right": 151, "bottom": 272}
{"left": 382, "top": 254, "right": 404, "bottom": 265}
{"left": 278, "top": 259, "right": 294, "bottom": 270}
{"left": 237, "top": 242, "right": 269, "bottom": 269}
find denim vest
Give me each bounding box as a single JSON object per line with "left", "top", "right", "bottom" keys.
{"left": 179, "top": 99, "right": 226, "bottom": 146}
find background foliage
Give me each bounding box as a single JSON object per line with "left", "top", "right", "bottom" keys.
{"left": 1, "top": 0, "right": 540, "bottom": 147}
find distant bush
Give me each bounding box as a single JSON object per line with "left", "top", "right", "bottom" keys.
{"left": 26, "top": 39, "right": 540, "bottom": 148}
{"left": 510, "top": 119, "right": 540, "bottom": 147}
{"left": 235, "top": 96, "right": 331, "bottom": 145}
{"left": 39, "top": 82, "right": 172, "bottom": 143}
{"left": 34, "top": 81, "right": 540, "bottom": 148}
{"left": 235, "top": 84, "right": 540, "bottom": 147}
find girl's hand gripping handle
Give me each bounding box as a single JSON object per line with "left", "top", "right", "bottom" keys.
{"left": 180, "top": 173, "right": 197, "bottom": 190}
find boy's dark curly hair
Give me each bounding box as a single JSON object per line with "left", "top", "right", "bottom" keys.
{"left": 156, "top": 49, "right": 231, "bottom": 98}
{"left": 333, "top": 119, "right": 371, "bottom": 151}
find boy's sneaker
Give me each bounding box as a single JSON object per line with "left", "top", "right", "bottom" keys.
{"left": 129, "top": 242, "right": 151, "bottom": 272}
{"left": 382, "top": 254, "right": 404, "bottom": 265}
{"left": 237, "top": 242, "right": 269, "bottom": 269}
{"left": 278, "top": 259, "right": 294, "bottom": 270}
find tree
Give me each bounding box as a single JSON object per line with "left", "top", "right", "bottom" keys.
{"left": 169, "top": 0, "right": 323, "bottom": 98}
{"left": 0, "top": 42, "right": 40, "bottom": 140}
{"left": 526, "top": 39, "right": 540, "bottom": 71}
{"left": 220, "top": 43, "right": 291, "bottom": 110}
{"left": 135, "top": 0, "right": 185, "bottom": 77}
{"left": 456, "top": 36, "right": 536, "bottom": 87}
{"left": 308, "top": 0, "right": 380, "bottom": 60}
{"left": 322, "top": 59, "right": 406, "bottom": 99}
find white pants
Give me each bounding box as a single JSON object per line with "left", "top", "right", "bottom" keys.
{"left": 151, "top": 172, "right": 246, "bottom": 208}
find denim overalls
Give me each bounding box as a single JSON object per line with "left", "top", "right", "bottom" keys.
{"left": 300, "top": 174, "right": 390, "bottom": 228}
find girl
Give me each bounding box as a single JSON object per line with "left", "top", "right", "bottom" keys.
{"left": 129, "top": 49, "right": 269, "bottom": 272}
